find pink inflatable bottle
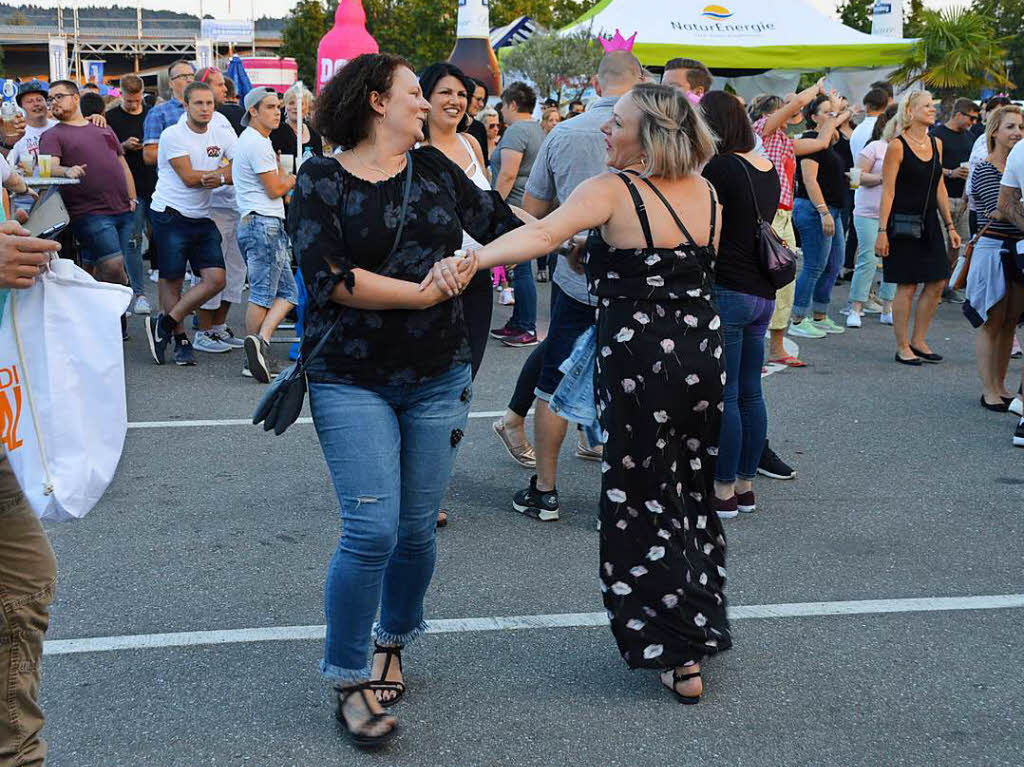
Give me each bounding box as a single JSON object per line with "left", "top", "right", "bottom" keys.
{"left": 316, "top": 0, "right": 379, "bottom": 94}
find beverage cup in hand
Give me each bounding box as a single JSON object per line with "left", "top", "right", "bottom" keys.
{"left": 278, "top": 154, "right": 294, "bottom": 175}
{"left": 37, "top": 155, "right": 52, "bottom": 178}
{"left": 848, "top": 168, "right": 861, "bottom": 189}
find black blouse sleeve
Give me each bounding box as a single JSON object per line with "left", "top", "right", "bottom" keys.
{"left": 429, "top": 147, "right": 522, "bottom": 245}
{"left": 288, "top": 157, "right": 355, "bottom": 307}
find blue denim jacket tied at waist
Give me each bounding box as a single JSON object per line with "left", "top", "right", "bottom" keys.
{"left": 549, "top": 325, "right": 604, "bottom": 447}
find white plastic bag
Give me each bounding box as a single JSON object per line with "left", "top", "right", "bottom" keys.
{"left": 0, "top": 258, "right": 132, "bottom": 520}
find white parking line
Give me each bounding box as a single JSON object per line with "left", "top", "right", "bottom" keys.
{"left": 42, "top": 593, "right": 1024, "bottom": 657}
{"left": 127, "top": 410, "right": 511, "bottom": 430}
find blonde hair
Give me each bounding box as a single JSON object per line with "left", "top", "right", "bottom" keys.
{"left": 884, "top": 90, "right": 932, "bottom": 141}
{"left": 284, "top": 85, "right": 314, "bottom": 112}
{"left": 986, "top": 104, "right": 1023, "bottom": 153}
{"left": 629, "top": 83, "right": 716, "bottom": 180}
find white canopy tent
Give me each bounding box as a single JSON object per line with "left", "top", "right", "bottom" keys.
{"left": 561, "top": 0, "right": 917, "bottom": 101}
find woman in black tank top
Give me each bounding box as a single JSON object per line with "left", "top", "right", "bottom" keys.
{"left": 876, "top": 91, "right": 962, "bottom": 365}
{"left": 433, "top": 84, "right": 731, "bottom": 704}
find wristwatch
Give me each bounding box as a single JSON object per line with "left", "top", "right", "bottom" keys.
{"left": 219, "top": 173, "right": 226, "bottom": 186}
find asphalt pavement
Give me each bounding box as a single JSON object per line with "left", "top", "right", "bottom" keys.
{"left": 39, "top": 278, "right": 1024, "bottom": 767}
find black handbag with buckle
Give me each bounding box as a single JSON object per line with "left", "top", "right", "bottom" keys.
{"left": 889, "top": 136, "right": 938, "bottom": 240}
{"left": 252, "top": 153, "right": 414, "bottom": 435}
{"left": 733, "top": 155, "right": 796, "bottom": 290}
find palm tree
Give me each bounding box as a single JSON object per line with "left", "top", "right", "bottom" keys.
{"left": 892, "top": 7, "right": 1013, "bottom": 94}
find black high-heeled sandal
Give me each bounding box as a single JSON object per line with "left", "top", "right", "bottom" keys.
{"left": 335, "top": 683, "right": 397, "bottom": 748}
{"left": 368, "top": 644, "right": 406, "bottom": 708}
{"left": 662, "top": 666, "right": 702, "bottom": 705}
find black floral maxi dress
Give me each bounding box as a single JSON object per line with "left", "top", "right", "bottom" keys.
{"left": 586, "top": 171, "right": 732, "bottom": 670}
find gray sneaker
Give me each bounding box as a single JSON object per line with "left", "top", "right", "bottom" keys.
{"left": 243, "top": 335, "right": 272, "bottom": 383}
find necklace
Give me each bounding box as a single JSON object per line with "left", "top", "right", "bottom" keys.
{"left": 903, "top": 130, "right": 928, "bottom": 147}
{"left": 351, "top": 149, "right": 405, "bottom": 177}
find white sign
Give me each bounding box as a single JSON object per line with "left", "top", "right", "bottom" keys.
{"left": 200, "top": 19, "right": 254, "bottom": 43}
{"left": 456, "top": 0, "right": 490, "bottom": 38}
{"left": 48, "top": 37, "right": 69, "bottom": 82}
{"left": 871, "top": 0, "right": 903, "bottom": 38}
{"left": 195, "top": 39, "right": 214, "bottom": 70}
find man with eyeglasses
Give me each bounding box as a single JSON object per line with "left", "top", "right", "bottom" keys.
{"left": 143, "top": 60, "right": 233, "bottom": 167}
{"left": 464, "top": 78, "right": 490, "bottom": 166}
{"left": 930, "top": 97, "right": 980, "bottom": 301}
{"left": 38, "top": 81, "right": 137, "bottom": 314}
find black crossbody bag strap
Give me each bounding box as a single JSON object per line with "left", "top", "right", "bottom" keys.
{"left": 300, "top": 153, "right": 414, "bottom": 370}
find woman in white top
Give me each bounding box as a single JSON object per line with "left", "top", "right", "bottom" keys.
{"left": 849, "top": 104, "right": 898, "bottom": 326}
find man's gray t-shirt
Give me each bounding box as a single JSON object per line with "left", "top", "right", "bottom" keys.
{"left": 524, "top": 96, "right": 619, "bottom": 306}
{"left": 491, "top": 120, "right": 543, "bottom": 207}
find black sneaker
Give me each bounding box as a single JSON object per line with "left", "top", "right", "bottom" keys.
{"left": 145, "top": 313, "right": 172, "bottom": 365}
{"left": 757, "top": 440, "right": 796, "bottom": 480}
{"left": 174, "top": 337, "right": 196, "bottom": 366}
{"left": 1014, "top": 418, "right": 1024, "bottom": 448}
{"left": 512, "top": 475, "right": 559, "bottom": 521}
{"left": 244, "top": 334, "right": 271, "bottom": 383}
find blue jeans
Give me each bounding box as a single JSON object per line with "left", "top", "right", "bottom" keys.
{"left": 713, "top": 285, "right": 774, "bottom": 483}
{"left": 309, "top": 363, "right": 472, "bottom": 683}
{"left": 851, "top": 215, "right": 897, "bottom": 304}
{"left": 792, "top": 198, "right": 844, "bottom": 317}
{"left": 236, "top": 214, "right": 297, "bottom": 308}
{"left": 508, "top": 262, "right": 537, "bottom": 333}
{"left": 125, "top": 196, "right": 150, "bottom": 295}
{"left": 70, "top": 210, "right": 133, "bottom": 266}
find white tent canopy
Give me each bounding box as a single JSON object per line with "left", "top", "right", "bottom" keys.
{"left": 562, "top": 0, "right": 916, "bottom": 71}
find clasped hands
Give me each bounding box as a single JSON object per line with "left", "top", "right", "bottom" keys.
{"left": 418, "top": 250, "right": 479, "bottom": 298}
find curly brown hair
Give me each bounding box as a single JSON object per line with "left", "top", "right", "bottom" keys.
{"left": 314, "top": 53, "right": 412, "bottom": 149}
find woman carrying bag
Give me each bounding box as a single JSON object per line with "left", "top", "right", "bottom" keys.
{"left": 876, "top": 91, "right": 962, "bottom": 366}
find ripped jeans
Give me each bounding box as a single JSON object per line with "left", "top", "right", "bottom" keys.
{"left": 308, "top": 363, "right": 472, "bottom": 685}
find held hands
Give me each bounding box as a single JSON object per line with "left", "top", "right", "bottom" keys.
{"left": 418, "top": 250, "right": 479, "bottom": 298}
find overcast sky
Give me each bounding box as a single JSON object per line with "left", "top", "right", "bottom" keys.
{"left": 20, "top": 0, "right": 963, "bottom": 22}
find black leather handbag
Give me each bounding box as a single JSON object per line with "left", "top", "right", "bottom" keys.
{"left": 734, "top": 156, "right": 796, "bottom": 290}
{"left": 890, "top": 137, "right": 937, "bottom": 240}
{"left": 253, "top": 153, "right": 414, "bottom": 435}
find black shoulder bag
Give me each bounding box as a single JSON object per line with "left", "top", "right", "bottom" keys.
{"left": 890, "top": 136, "right": 937, "bottom": 239}
{"left": 252, "top": 153, "right": 415, "bottom": 435}
{"left": 733, "top": 155, "right": 797, "bottom": 290}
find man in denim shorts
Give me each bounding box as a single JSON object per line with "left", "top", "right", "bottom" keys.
{"left": 144, "top": 81, "right": 229, "bottom": 366}
{"left": 232, "top": 87, "right": 297, "bottom": 382}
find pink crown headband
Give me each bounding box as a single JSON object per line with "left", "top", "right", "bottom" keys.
{"left": 599, "top": 29, "right": 637, "bottom": 53}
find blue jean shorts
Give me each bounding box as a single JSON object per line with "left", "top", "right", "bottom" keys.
{"left": 149, "top": 206, "right": 224, "bottom": 279}
{"left": 71, "top": 210, "right": 134, "bottom": 265}
{"left": 237, "top": 213, "right": 298, "bottom": 308}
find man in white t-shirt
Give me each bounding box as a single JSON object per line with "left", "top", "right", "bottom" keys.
{"left": 849, "top": 87, "right": 888, "bottom": 161}
{"left": 232, "top": 86, "right": 296, "bottom": 382}
{"left": 144, "top": 81, "right": 231, "bottom": 367}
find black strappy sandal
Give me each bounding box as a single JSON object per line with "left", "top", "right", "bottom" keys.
{"left": 368, "top": 644, "right": 406, "bottom": 708}
{"left": 662, "top": 666, "right": 702, "bottom": 705}
{"left": 335, "top": 683, "right": 398, "bottom": 748}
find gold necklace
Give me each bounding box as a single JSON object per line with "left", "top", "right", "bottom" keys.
{"left": 351, "top": 149, "right": 404, "bottom": 177}
{"left": 904, "top": 130, "right": 928, "bottom": 147}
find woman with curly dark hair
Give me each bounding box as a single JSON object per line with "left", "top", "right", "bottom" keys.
{"left": 288, "top": 53, "right": 522, "bottom": 746}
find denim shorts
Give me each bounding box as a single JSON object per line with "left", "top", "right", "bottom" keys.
{"left": 71, "top": 210, "right": 133, "bottom": 265}
{"left": 149, "top": 206, "right": 224, "bottom": 279}
{"left": 237, "top": 213, "right": 298, "bottom": 308}
{"left": 535, "top": 282, "right": 596, "bottom": 399}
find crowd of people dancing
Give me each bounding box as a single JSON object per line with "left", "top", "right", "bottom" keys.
{"left": 1, "top": 46, "right": 1023, "bottom": 760}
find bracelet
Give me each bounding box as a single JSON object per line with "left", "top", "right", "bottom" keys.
{"left": 877, "top": 227, "right": 887, "bottom": 233}
{"left": 943, "top": 220, "right": 954, "bottom": 229}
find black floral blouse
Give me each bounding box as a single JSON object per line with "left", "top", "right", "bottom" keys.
{"left": 289, "top": 146, "right": 522, "bottom": 386}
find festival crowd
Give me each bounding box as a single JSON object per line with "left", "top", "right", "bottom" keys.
{"left": 1, "top": 47, "right": 1023, "bottom": 760}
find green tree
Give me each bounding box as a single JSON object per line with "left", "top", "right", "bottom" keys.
{"left": 362, "top": 0, "right": 455, "bottom": 71}
{"left": 973, "top": 0, "right": 1024, "bottom": 96}
{"left": 280, "top": 0, "right": 328, "bottom": 86}
{"left": 501, "top": 27, "right": 603, "bottom": 102}
{"left": 891, "top": 7, "right": 1013, "bottom": 96}
{"left": 836, "top": 0, "right": 871, "bottom": 33}
{"left": 489, "top": 0, "right": 602, "bottom": 30}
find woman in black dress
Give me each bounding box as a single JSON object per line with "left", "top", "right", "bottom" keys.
{"left": 432, "top": 83, "right": 729, "bottom": 702}
{"left": 876, "top": 90, "right": 962, "bottom": 365}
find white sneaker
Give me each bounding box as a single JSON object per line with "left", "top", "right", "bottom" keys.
{"left": 193, "top": 330, "right": 232, "bottom": 353}
{"left": 846, "top": 311, "right": 862, "bottom": 328}
{"left": 879, "top": 312, "right": 894, "bottom": 326}
{"left": 863, "top": 299, "right": 884, "bottom": 314}
{"left": 1010, "top": 398, "right": 1024, "bottom": 417}
{"left": 133, "top": 294, "right": 152, "bottom": 315}
{"left": 149, "top": 269, "right": 159, "bottom": 283}
{"left": 213, "top": 328, "right": 245, "bottom": 349}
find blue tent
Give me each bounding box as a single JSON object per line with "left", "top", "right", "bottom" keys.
{"left": 225, "top": 56, "right": 252, "bottom": 99}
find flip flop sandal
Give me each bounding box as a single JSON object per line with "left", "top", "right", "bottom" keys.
{"left": 368, "top": 644, "right": 406, "bottom": 708}
{"left": 768, "top": 355, "right": 807, "bottom": 368}
{"left": 661, "top": 666, "right": 702, "bottom": 705}
{"left": 336, "top": 684, "right": 398, "bottom": 748}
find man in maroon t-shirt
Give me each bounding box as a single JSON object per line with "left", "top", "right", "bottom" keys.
{"left": 39, "top": 80, "right": 137, "bottom": 293}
